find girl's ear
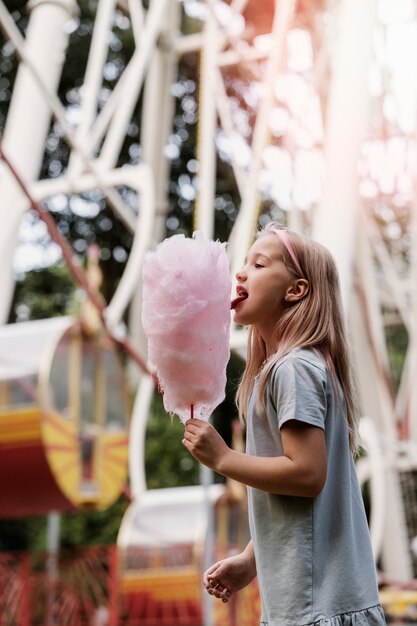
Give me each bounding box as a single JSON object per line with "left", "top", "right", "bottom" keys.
{"left": 285, "top": 279, "right": 309, "bottom": 303}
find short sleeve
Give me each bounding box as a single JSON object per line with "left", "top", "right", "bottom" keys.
{"left": 268, "top": 353, "right": 327, "bottom": 430}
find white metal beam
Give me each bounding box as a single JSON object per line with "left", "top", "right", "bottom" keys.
{"left": 0, "top": 0, "right": 77, "bottom": 323}
{"left": 228, "top": 0, "right": 295, "bottom": 276}
{"left": 312, "top": 0, "right": 376, "bottom": 311}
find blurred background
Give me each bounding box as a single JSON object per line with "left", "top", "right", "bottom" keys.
{"left": 1, "top": 0, "right": 417, "bottom": 624}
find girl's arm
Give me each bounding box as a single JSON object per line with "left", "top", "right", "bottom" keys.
{"left": 183, "top": 418, "right": 326, "bottom": 498}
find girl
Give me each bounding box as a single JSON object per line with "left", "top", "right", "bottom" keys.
{"left": 182, "top": 223, "right": 386, "bottom": 626}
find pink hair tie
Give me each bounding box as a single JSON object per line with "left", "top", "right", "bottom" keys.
{"left": 269, "top": 228, "right": 303, "bottom": 276}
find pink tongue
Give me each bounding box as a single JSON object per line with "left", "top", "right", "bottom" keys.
{"left": 231, "top": 295, "right": 247, "bottom": 310}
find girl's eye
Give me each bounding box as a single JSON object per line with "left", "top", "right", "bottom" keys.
{"left": 254, "top": 263, "right": 264, "bottom": 269}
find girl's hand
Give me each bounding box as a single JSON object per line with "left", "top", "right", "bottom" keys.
{"left": 182, "top": 418, "right": 230, "bottom": 471}
{"left": 203, "top": 551, "right": 257, "bottom": 603}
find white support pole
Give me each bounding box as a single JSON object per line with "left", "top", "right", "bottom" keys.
{"left": 1, "top": 0, "right": 77, "bottom": 171}
{"left": 139, "top": 0, "right": 179, "bottom": 241}
{"left": 380, "top": 467, "right": 414, "bottom": 581}
{"left": 68, "top": 0, "right": 118, "bottom": 176}
{"left": 127, "top": 0, "right": 145, "bottom": 44}
{"left": 369, "top": 224, "right": 412, "bottom": 332}
{"left": 356, "top": 417, "right": 386, "bottom": 562}
{"left": 351, "top": 297, "right": 413, "bottom": 579}
{"left": 46, "top": 511, "right": 61, "bottom": 626}
{"left": 214, "top": 68, "right": 246, "bottom": 199}
{"left": 351, "top": 225, "right": 412, "bottom": 580}
{"left": 127, "top": 0, "right": 180, "bottom": 357}
{"left": 312, "top": 0, "right": 375, "bottom": 312}
{"left": 0, "top": 0, "right": 77, "bottom": 324}
{"left": 194, "top": 5, "right": 218, "bottom": 239}
{"left": 352, "top": 222, "right": 396, "bottom": 438}
{"left": 406, "top": 189, "right": 417, "bottom": 444}
{"left": 0, "top": 0, "right": 137, "bottom": 234}
{"left": 228, "top": 0, "right": 295, "bottom": 278}
{"left": 193, "top": 13, "right": 219, "bottom": 626}
{"left": 128, "top": 375, "right": 155, "bottom": 498}
{"left": 359, "top": 216, "right": 393, "bottom": 388}
{"left": 312, "top": 0, "right": 412, "bottom": 581}
{"left": 104, "top": 165, "right": 155, "bottom": 333}
{"left": 93, "top": 0, "right": 171, "bottom": 169}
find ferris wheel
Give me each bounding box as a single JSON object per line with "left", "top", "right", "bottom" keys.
{"left": 0, "top": 0, "right": 417, "bottom": 585}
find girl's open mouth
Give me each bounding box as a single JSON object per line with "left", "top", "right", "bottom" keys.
{"left": 231, "top": 290, "right": 248, "bottom": 310}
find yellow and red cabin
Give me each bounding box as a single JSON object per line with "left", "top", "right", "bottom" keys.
{"left": 0, "top": 317, "right": 130, "bottom": 518}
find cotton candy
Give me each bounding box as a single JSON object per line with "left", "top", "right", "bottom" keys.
{"left": 141, "top": 232, "right": 231, "bottom": 423}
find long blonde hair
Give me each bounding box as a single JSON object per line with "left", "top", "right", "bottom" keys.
{"left": 235, "top": 222, "right": 360, "bottom": 454}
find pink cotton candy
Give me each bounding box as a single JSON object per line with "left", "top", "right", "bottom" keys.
{"left": 141, "top": 232, "right": 231, "bottom": 423}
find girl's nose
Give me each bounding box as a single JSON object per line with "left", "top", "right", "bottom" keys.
{"left": 236, "top": 268, "right": 246, "bottom": 282}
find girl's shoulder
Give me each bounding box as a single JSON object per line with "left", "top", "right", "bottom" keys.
{"left": 268, "top": 348, "right": 328, "bottom": 393}
{"left": 274, "top": 346, "right": 327, "bottom": 374}
{"left": 267, "top": 348, "right": 329, "bottom": 414}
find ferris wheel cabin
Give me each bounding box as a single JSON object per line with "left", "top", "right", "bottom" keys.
{"left": 0, "top": 317, "right": 130, "bottom": 518}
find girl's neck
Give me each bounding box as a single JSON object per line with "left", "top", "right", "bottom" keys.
{"left": 259, "top": 329, "right": 278, "bottom": 360}
{"left": 251, "top": 315, "right": 283, "bottom": 360}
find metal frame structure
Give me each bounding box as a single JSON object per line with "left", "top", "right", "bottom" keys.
{"left": 1, "top": 0, "right": 417, "bottom": 583}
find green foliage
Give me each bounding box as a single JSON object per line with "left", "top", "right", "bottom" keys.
{"left": 0, "top": 515, "right": 45, "bottom": 552}
{"left": 385, "top": 324, "right": 408, "bottom": 392}
{"left": 145, "top": 352, "right": 245, "bottom": 490}
{"left": 212, "top": 351, "right": 246, "bottom": 446}
{"left": 145, "top": 393, "right": 199, "bottom": 490}
{"left": 59, "top": 497, "right": 129, "bottom": 549}
{"left": 0, "top": 497, "right": 129, "bottom": 551}
{"left": 9, "top": 262, "right": 76, "bottom": 322}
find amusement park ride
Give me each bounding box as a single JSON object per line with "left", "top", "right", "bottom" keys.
{"left": 1, "top": 0, "right": 417, "bottom": 623}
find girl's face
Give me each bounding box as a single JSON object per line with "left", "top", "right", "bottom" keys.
{"left": 233, "top": 233, "right": 294, "bottom": 331}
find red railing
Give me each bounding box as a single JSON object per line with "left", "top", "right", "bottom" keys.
{"left": 0, "top": 546, "right": 118, "bottom": 626}
{"left": 0, "top": 544, "right": 260, "bottom": 626}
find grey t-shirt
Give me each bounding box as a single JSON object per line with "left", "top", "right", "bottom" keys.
{"left": 246, "top": 348, "right": 384, "bottom": 626}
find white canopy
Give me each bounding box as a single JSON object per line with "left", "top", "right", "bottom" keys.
{"left": 0, "top": 317, "right": 72, "bottom": 381}
{"left": 117, "top": 484, "right": 225, "bottom": 548}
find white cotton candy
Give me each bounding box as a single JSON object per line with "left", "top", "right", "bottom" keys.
{"left": 141, "top": 232, "right": 231, "bottom": 423}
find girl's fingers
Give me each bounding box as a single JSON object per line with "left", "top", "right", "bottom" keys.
{"left": 206, "top": 562, "right": 223, "bottom": 577}
{"left": 204, "top": 579, "right": 231, "bottom": 601}
{"left": 221, "top": 589, "right": 231, "bottom": 603}
{"left": 184, "top": 422, "right": 203, "bottom": 436}
{"left": 204, "top": 562, "right": 222, "bottom": 580}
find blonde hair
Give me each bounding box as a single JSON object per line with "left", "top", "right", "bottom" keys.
{"left": 236, "top": 222, "right": 360, "bottom": 454}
